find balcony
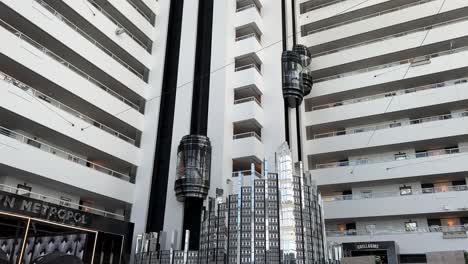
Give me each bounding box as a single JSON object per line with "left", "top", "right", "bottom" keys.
{"left": 56, "top": 0, "right": 151, "bottom": 64}
{"left": 236, "top": 0, "right": 262, "bottom": 14}
{"left": 0, "top": 71, "right": 138, "bottom": 146}
{"left": 232, "top": 67, "right": 264, "bottom": 95}
{"left": 323, "top": 185, "right": 468, "bottom": 219}
{"left": 0, "top": 128, "right": 134, "bottom": 203}
{"left": 314, "top": 147, "right": 462, "bottom": 170}
{"left": 315, "top": 46, "right": 468, "bottom": 84}
{"left": 327, "top": 226, "right": 468, "bottom": 254}
{"left": 234, "top": 5, "right": 263, "bottom": 36}
{"left": 306, "top": 78, "right": 468, "bottom": 112}
{"left": 324, "top": 185, "right": 468, "bottom": 202}
{"left": 0, "top": 19, "right": 140, "bottom": 111}
{"left": 0, "top": 126, "right": 131, "bottom": 181}
{"left": 235, "top": 33, "right": 262, "bottom": 57}
{"left": 86, "top": 0, "right": 152, "bottom": 51}
{"left": 0, "top": 184, "right": 125, "bottom": 221}
{"left": 310, "top": 15, "right": 468, "bottom": 72}
{"left": 324, "top": 185, "right": 468, "bottom": 220}
{"left": 33, "top": 0, "right": 145, "bottom": 80}
{"left": 232, "top": 132, "right": 264, "bottom": 161}
{"left": 302, "top": 0, "right": 468, "bottom": 48}
{"left": 311, "top": 112, "right": 467, "bottom": 140}
{"left": 306, "top": 110, "right": 468, "bottom": 157}
{"left": 303, "top": 0, "right": 437, "bottom": 37}
{"left": 233, "top": 97, "right": 264, "bottom": 125}
{"left": 309, "top": 146, "right": 468, "bottom": 186}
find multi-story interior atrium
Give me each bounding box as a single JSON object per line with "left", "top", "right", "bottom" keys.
{"left": 2, "top": 0, "right": 468, "bottom": 263}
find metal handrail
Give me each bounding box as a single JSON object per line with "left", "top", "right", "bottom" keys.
{"left": 312, "top": 111, "right": 467, "bottom": 139}
{"left": 0, "top": 19, "right": 141, "bottom": 111}
{"left": 0, "top": 71, "right": 136, "bottom": 145}
{"left": 234, "top": 96, "right": 262, "bottom": 107}
{"left": 34, "top": 0, "right": 144, "bottom": 79}
{"left": 323, "top": 185, "right": 468, "bottom": 202}
{"left": 315, "top": 46, "right": 468, "bottom": 83}
{"left": 235, "top": 64, "right": 262, "bottom": 74}
{"left": 309, "top": 78, "right": 468, "bottom": 111}
{"left": 313, "top": 15, "right": 468, "bottom": 58}
{"left": 87, "top": 0, "right": 149, "bottom": 50}
{"left": 125, "top": 0, "right": 153, "bottom": 23}
{"left": 0, "top": 184, "right": 125, "bottom": 220}
{"left": 306, "top": 0, "right": 436, "bottom": 36}
{"left": 235, "top": 33, "right": 262, "bottom": 43}
{"left": 315, "top": 147, "right": 465, "bottom": 169}
{"left": 232, "top": 170, "right": 263, "bottom": 178}
{"left": 327, "top": 225, "right": 468, "bottom": 237}
{"left": 0, "top": 126, "right": 131, "bottom": 181}
{"left": 233, "top": 132, "right": 262, "bottom": 142}
{"left": 304, "top": 0, "right": 345, "bottom": 13}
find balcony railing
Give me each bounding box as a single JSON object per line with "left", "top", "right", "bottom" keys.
{"left": 0, "top": 19, "right": 141, "bottom": 111}
{"left": 312, "top": 111, "right": 467, "bottom": 139}
{"left": 308, "top": 78, "right": 468, "bottom": 111}
{"left": 327, "top": 225, "right": 468, "bottom": 237}
{"left": 232, "top": 170, "right": 263, "bottom": 178}
{"left": 235, "top": 33, "right": 262, "bottom": 43}
{"left": 34, "top": 0, "right": 145, "bottom": 79}
{"left": 235, "top": 64, "right": 262, "bottom": 74}
{"left": 315, "top": 146, "right": 464, "bottom": 169}
{"left": 233, "top": 132, "right": 262, "bottom": 142}
{"left": 0, "top": 126, "right": 131, "bottom": 181}
{"left": 315, "top": 45, "right": 468, "bottom": 82}
{"left": 87, "top": 0, "right": 149, "bottom": 50}
{"left": 313, "top": 15, "right": 468, "bottom": 58}
{"left": 0, "top": 184, "right": 125, "bottom": 220}
{"left": 0, "top": 71, "right": 137, "bottom": 146}
{"left": 323, "top": 185, "right": 468, "bottom": 202}
{"left": 234, "top": 96, "right": 262, "bottom": 107}
{"left": 306, "top": 0, "right": 436, "bottom": 36}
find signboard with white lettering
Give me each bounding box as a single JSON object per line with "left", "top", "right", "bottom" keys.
{"left": 0, "top": 191, "right": 90, "bottom": 226}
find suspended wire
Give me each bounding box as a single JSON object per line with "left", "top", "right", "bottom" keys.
{"left": 81, "top": 0, "right": 376, "bottom": 130}
{"left": 349, "top": 0, "right": 448, "bottom": 175}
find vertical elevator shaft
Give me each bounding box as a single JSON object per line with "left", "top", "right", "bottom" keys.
{"left": 174, "top": 0, "right": 215, "bottom": 250}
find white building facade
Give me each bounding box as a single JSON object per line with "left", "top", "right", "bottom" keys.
{"left": 298, "top": 0, "right": 468, "bottom": 262}
{"left": 0, "top": 0, "right": 169, "bottom": 262}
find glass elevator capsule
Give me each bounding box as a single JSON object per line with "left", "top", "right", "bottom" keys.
{"left": 293, "top": 44, "right": 313, "bottom": 96}
{"left": 174, "top": 135, "right": 212, "bottom": 202}
{"left": 282, "top": 50, "right": 304, "bottom": 108}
